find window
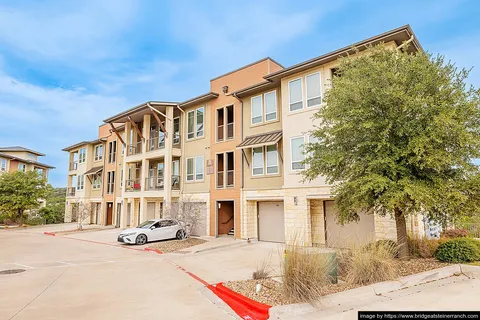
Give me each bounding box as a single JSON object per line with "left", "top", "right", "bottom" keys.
{"left": 108, "top": 141, "right": 117, "bottom": 163}
{"left": 251, "top": 96, "right": 263, "bottom": 124}
{"left": 0, "top": 158, "right": 6, "bottom": 171}
{"left": 289, "top": 78, "right": 303, "bottom": 111}
{"left": 120, "top": 169, "right": 123, "bottom": 187}
{"left": 18, "top": 163, "right": 26, "bottom": 172}
{"left": 186, "top": 156, "right": 204, "bottom": 181}
{"left": 107, "top": 171, "right": 115, "bottom": 194}
{"left": 92, "top": 174, "right": 101, "bottom": 189}
{"left": 121, "top": 133, "right": 126, "bottom": 155}
{"left": 94, "top": 144, "right": 103, "bottom": 161}
{"left": 266, "top": 145, "right": 279, "bottom": 174}
{"left": 27, "top": 153, "right": 35, "bottom": 158}
{"left": 78, "top": 148, "right": 86, "bottom": 163}
{"left": 264, "top": 91, "right": 277, "bottom": 121}
{"left": 173, "top": 117, "right": 180, "bottom": 144}
{"left": 306, "top": 72, "right": 322, "bottom": 107}
{"left": 252, "top": 147, "right": 264, "bottom": 175}
{"left": 291, "top": 137, "right": 305, "bottom": 171}
{"left": 187, "top": 107, "right": 204, "bottom": 140}
{"left": 77, "top": 175, "right": 84, "bottom": 190}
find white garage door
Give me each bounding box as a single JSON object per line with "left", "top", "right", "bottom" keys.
{"left": 258, "top": 201, "right": 285, "bottom": 243}
{"left": 190, "top": 202, "right": 207, "bottom": 237}
{"left": 324, "top": 200, "right": 375, "bottom": 248}
{"left": 146, "top": 202, "right": 156, "bottom": 220}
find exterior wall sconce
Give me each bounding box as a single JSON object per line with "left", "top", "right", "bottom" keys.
{"left": 222, "top": 85, "right": 228, "bottom": 94}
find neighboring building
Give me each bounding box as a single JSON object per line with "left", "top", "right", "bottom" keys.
{"left": 63, "top": 25, "right": 426, "bottom": 247}
{"left": 0, "top": 146, "right": 54, "bottom": 180}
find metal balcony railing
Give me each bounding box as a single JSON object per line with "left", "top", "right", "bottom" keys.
{"left": 66, "top": 187, "right": 76, "bottom": 197}
{"left": 145, "top": 176, "right": 164, "bottom": 191}
{"left": 173, "top": 133, "right": 181, "bottom": 148}
{"left": 147, "top": 136, "right": 165, "bottom": 152}
{"left": 227, "top": 122, "right": 234, "bottom": 139}
{"left": 226, "top": 170, "right": 234, "bottom": 187}
{"left": 69, "top": 162, "right": 77, "bottom": 171}
{"left": 127, "top": 141, "right": 142, "bottom": 156}
{"left": 217, "top": 171, "right": 224, "bottom": 188}
{"left": 125, "top": 179, "right": 141, "bottom": 192}
{"left": 172, "top": 175, "right": 180, "bottom": 190}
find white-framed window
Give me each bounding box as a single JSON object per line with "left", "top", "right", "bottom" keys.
{"left": 77, "top": 175, "right": 84, "bottom": 190}
{"left": 264, "top": 91, "right": 277, "bottom": 121}
{"left": 187, "top": 107, "right": 204, "bottom": 140}
{"left": 108, "top": 141, "right": 117, "bottom": 163}
{"left": 0, "top": 158, "right": 7, "bottom": 171}
{"left": 92, "top": 174, "right": 101, "bottom": 189}
{"left": 27, "top": 153, "right": 35, "bottom": 159}
{"left": 18, "top": 163, "right": 26, "bottom": 172}
{"left": 121, "top": 133, "right": 126, "bottom": 155}
{"left": 252, "top": 147, "right": 264, "bottom": 176}
{"left": 306, "top": 72, "right": 322, "bottom": 108}
{"left": 107, "top": 171, "right": 115, "bottom": 194}
{"left": 288, "top": 78, "right": 303, "bottom": 112}
{"left": 120, "top": 169, "right": 123, "bottom": 187}
{"left": 266, "top": 145, "right": 279, "bottom": 174}
{"left": 78, "top": 148, "right": 86, "bottom": 163}
{"left": 94, "top": 144, "right": 103, "bottom": 161}
{"left": 186, "top": 156, "right": 204, "bottom": 181}
{"left": 291, "top": 136, "right": 306, "bottom": 171}
{"left": 251, "top": 95, "right": 263, "bottom": 124}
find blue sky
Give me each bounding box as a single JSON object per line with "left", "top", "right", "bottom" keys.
{"left": 0, "top": 0, "right": 479, "bottom": 187}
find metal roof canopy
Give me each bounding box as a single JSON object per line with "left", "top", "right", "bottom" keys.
{"left": 237, "top": 130, "right": 282, "bottom": 149}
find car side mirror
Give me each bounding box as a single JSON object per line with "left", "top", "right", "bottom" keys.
{"left": 150, "top": 226, "right": 155, "bottom": 230}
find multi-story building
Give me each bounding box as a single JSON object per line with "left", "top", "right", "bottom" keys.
{"left": 0, "top": 146, "right": 53, "bottom": 180}
{"left": 63, "top": 25, "right": 425, "bottom": 246}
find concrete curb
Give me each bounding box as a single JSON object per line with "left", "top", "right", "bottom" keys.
{"left": 144, "top": 248, "right": 164, "bottom": 255}
{"left": 190, "top": 240, "right": 249, "bottom": 254}
{"left": 270, "top": 264, "right": 477, "bottom": 319}
{"left": 43, "top": 232, "right": 56, "bottom": 236}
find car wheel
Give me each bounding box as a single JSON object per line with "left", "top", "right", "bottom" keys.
{"left": 176, "top": 230, "right": 186, "bottom": 240}
{"left": 135, "top": 234, "right": 147, "bottom": 245}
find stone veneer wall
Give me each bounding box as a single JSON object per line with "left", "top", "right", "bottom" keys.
{"left": 179, "top": 193, "right": 210, "bottom": 236}
{"left": 374, "top": 214, "right": 397, "bottom": 241}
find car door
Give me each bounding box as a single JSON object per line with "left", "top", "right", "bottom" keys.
{"left": 166, "top": 220, "right": 179, "bottom": 239}
{"left": 148, "top": 222, "right": 164, "bottom": 241}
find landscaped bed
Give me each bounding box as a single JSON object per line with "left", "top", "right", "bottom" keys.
{"left": 51, "top": 228, "right": 103, "bottom": 235}
{"left": 148, "top": 237, "right": 207, "bottom": 253}
{"left": 223, "top": 258, "right": 451, "bottom": 306}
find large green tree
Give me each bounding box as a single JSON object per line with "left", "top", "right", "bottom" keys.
{"left": 39, "top": 187, "right": 66, "bottom": 224}
{"left": 0, "top": 171, "right": 52, "bottom": 224}
{"left": 303, "top": 46, "right": 480, "bottom": 259}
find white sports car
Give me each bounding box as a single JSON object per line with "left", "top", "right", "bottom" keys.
{"left": 117, "top": 219, "right": 185, "bottom": 245}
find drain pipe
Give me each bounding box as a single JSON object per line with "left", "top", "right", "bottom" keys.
{"left": 396, "top": 35, "right": 414, "bottom": 51}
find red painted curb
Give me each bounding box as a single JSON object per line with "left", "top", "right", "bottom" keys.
{"left": 44, "top": 232, "right": 56, "bottom": 236}
{"left": 143, "top": 248, "right": 163, "bottom": 254}
{"left": 214, "top": 282, "right": 271, "bottom": 320}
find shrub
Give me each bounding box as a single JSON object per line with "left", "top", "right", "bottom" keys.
{"left": 434, "top": 238, "right": 480, "bottom": 262}
{"left": 281, "top": 244, "right": 336, "bottom": 304}
{"left": 365, "top": 240, "right": 398, "bottom": 257}
{"left": 408, "top": 236, "right": 442, "bottom": 259}
{"left": 252, "top": 256, "right": 272, "bottom": 280}
{"left": 441, "top": 229, "right": 468, "bottom": 239}
{"left": 340, "top": 241, "right": 397, "bottom": 286}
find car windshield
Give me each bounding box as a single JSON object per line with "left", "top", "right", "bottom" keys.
{"left": 137, "top": 220, "right": 156, "bottom": 229}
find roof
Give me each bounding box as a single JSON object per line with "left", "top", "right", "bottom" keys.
{"left": 179, "top": 92, "right": 219, "bottom": 108}
{"left": 237, "top": 130, "right": 283, "bottom": 149}
{"left": 103, "top": 101, "right": 179, "bottom": 123}
{"left": 264, "top": 25, "right": 421, "bottom": 81}
{"left": 84, "top": 166, "right": 103, "bottom": 175}
{"left": 210, "top": 57, "right": 284, "bottom": 82}
{"left": 0, "top": 146, "right": 45, "bottom": 156}
{"left": 232, "top": 80, "right": 279, "bottom": 98}
{"left": 62, "top": 139, "right": 105, "bottom": 152}
{"left": 0, "top": 152, "right": 54, "bottom": 169}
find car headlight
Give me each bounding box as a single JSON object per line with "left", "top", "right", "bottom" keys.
{"left": 121, "top": 232, "right": 136, "bottom": 237}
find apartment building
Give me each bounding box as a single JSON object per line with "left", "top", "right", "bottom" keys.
{"left": 63, "top": 25, "right": 425, "bottom": 247}
{"left": 0, "top": 146, "right": 53, "bottom": 180}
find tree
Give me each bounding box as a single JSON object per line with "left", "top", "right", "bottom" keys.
{"left": 72, "top": 201, "right": 93, "bottom": 230}
{"left": 0, "top": 171, "right": 52, "bottom": 224}
{"left": 163, "top": 197, "right": 205, "bottom": 238}
{"left": 39, "top": 187, "right": 66, "bottom": 224}
{"left": 303, "top": 45, "right": 480, "bottom": 259}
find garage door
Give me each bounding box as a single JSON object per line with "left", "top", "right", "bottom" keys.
{"left": 146, "top": 202, "right": 156, "bottom": 220}
{"left": 258, "top": 201, "right": 285, "bottom": 243}
{"left": 324, "top": 200, "right": 374, "bottom": 248}
{"left": 190, "top": 202, "right": 207, "bottom": 237}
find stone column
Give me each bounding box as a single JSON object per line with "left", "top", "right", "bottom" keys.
{"left": 163, "top": 107, "right": 174, "bottom": 207}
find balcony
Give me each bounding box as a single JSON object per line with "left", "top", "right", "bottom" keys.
{"left": 172, "top": 175, "right": 180, "bottom": 190}
{"left": 173, "top": 133, "right": 181, "bottom": 148}
{"left": 125, "top": 179, "right": 141, "bottom": 192}
{"left": 145, "top": 176, "right": 164, "bottom": 191}
{"left": 127, "top": 141, "right": 142, "bottom": 156}
{"left": 66, "top": 187, "right": 76, "bottom": 197}
{"left": 69, "top": 162, "right": 77, "bottom": 171}
{"left": 147, "top": 136, "right": 165, "bottom": 152}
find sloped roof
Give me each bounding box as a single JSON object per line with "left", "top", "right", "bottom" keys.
{"left": 237, "top": 130, "right": 282, "bottom": 149}
{"left": 0, "top": 146, "right": 45, "bottom": 156}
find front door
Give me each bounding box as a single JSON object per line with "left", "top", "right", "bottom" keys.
{"left": 106, "top": 202, "right": 113, "bottom": 225}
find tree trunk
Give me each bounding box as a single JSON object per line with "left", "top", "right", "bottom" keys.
{"left": 394, "top": 207, "right": 409, "bottom": 260}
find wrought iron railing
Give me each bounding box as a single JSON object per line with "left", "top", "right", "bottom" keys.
{"left": 127, "top": 141, "right": 142, "bottom": 156}
{"left": 125, "top": 179, "right": 141, "bottom": 192}
{"left": 147, "top": 136, "right": 165, "bottom": 151}
{"left": 66, "top": 187, "right": 76, "bottom": 196}
{"left": 69, "top": 162, "right": 77, "bottom": 171}
{"left": 145, "top": 176, "right": 164, "bottom": 191}
{"left": 172, "top": 175, "right": 180, "bottom": 190}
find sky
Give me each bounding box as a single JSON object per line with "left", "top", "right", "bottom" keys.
{"left": 0, "top": 0, "right": 479, "bottom": 187}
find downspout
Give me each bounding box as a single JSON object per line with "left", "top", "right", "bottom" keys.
{"left": 176, "top": 104, "right": 185, "bottom": 196}
{"left": 396, "top": 35, "right": 414, "bottom": 51}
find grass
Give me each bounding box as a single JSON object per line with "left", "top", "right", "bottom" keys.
{"left": 252, "top": 254, "right": 273, "bottom": 280}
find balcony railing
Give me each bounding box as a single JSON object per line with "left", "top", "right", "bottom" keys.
{"left": 125, "top": 179, "right": 141, "bottom": 192}
{"left": 227, "top": 170, "right": 234, "bottom": 187}
{"left": 173, "top": 133, "right": 181, "bottom": 148}
{"left": 66, "top": 187, "right": 76, "bottom": 197}
{"left": 147, "top": 136, "right": 165, "bottom": 152}
{"left": 172, "top": 175, "right": 180, "bottom": 190}
{"left": 127, "top": 141, "right": 142, "bottom": 156}
{"left": 227, "top": 123, "right": 234, "bottom": 139}
{"left": 69, "top": 162, "right": 77, "bottom": 171}
{"left": 217, "top": 125, "right": 224, "bottom": 141}
{"left": 217, "top": 171, "right": 224, "bottom": 188}
{"left": 145, "top": 176, "right": 164, "bottom": 191}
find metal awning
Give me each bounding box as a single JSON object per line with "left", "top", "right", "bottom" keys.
{"left": 84, "top": 166, "right": 103, "bottom": 175}
{"left": 237, "top": 130, "right": 282, "bottom": 149}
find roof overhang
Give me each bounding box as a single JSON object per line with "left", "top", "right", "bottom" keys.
{"left": 103, "top": 101, "right": 179, "bottom": 123}
{"left": 84, "top": 166, "right": 103, "bottom": 176}
{"left": 231, "top": 81, "right": 280, "bottom": 99}
{"left": 237, "top": 130, "right": 282, "bottom": 149}
{"left": 264, "top": 24, "right": 422, "bottom": 82}
{"left": 0, "top": 147, "right": 45, "bottom": 156}
{"left": 179, "top": 92, "right": 219, "bottom": 108}
{"left": 62, "top": 139, "right": 105, "bottom": 152}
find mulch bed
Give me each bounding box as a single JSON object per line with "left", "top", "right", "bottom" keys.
{"left": 148, "top": 237, "right": 207, "bottom": 253}
{"left": 224, "top": 258, "right": 452, "bottom": 306}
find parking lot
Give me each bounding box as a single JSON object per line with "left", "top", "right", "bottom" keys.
{"left": 0, "top": 224, "right": 283, "bottom": 320}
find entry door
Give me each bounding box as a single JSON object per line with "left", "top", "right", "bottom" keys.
{"left": 258, "top": 202, "right": 285, "bottom": 243}
{"left": 146, "top": 202, "right": 155, "bottom": 220}
{"left": 127, "top": 203, "right": 131, "bottom": 227}
{"left": 106, "top": 203, "right": 113, "bottom": 225}
{"left": 116, "top": 203, "right": 122, "bottom": 227}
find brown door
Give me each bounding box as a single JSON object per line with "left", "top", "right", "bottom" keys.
{"left": 106, "top": 202, "right": 113, "bottom": 225}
